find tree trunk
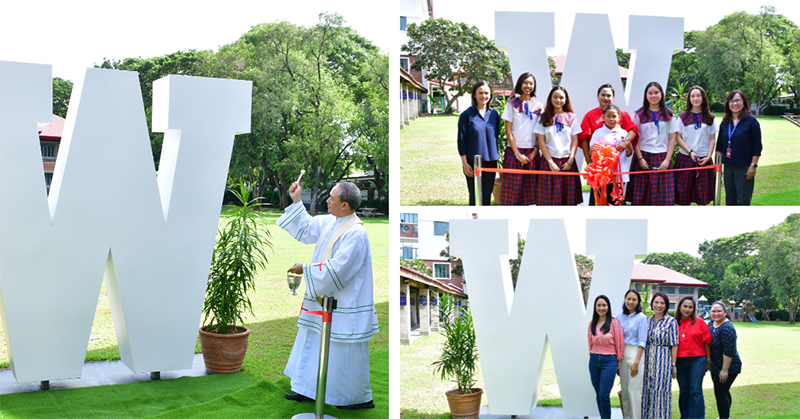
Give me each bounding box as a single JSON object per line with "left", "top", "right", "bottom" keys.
{"left": 277, "top": 172, "right": 288, "bottom": 209}
{"left": 789, "top": 305, "right": 797, "bottom": 325}
{"left": 309, "top": 165, "right": 322, "bottom": 216}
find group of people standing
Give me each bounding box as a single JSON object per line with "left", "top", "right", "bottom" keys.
{"left": 588, "top": 291, "right": 742, "bottom": 419}
{"left": 457, "top": 74, "right": 763, "bottom": 206}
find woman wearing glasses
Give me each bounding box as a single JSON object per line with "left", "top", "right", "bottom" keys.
{"left": 714, "top": 90, "right": 762, "bottom": 205}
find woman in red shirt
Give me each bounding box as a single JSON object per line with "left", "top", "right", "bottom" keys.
{"left": 676, "top": 296, "right": 712, "bottom": 419}
{"left": 588, "top": 294, "right": 624, "bottom": 419}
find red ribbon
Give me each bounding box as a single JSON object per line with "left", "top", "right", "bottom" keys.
{"left": 302, "top": 307, "right": 333, "bottom": 323}
{"left": 475, "top": 164, "right": 721, "bottom": 177}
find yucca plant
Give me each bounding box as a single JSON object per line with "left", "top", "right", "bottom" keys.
{"left": 431, "top": 294, "right": 479, "bottom": 394}
{"left": 202, "top": 181, "right": 272, "bottom": 334}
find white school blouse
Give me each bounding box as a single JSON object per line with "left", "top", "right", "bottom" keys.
{"left": 501, "top": 98, "right": 543, "bottom": 149}
{"left": 589, "top": 125, "right": 633, "bottom": 183}
{"left": 632, "top": 111, "right": 681, "bottom": 154}
{"left": 678, "top": 113, "right": 718, "bottom": 157}
{"left": 533, "top": 112, "right": 582, "bottom": 159}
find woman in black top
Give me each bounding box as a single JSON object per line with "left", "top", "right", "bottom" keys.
{"left": 714, "top": 90, "right": 762, "bottom": 205}
{"left": 708, "top": 301, "right": 743, "bottom": 419}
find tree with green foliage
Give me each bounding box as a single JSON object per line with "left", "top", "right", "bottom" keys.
{"left": 402, "top": 18, "right": 510, "bottom": 114}
{"left": 615, "top": 48, "right": 630, "bottom": 69}
{"left": 695, "top": 7, "right": 785, "bottom": 116}
{"left": 400, "top": 258, "right": 433, "bottom": 276}
{"left": 698, "top": 232, "right": 759, "bottom": 302}
{"left": 733, "top": 277, "right": 776, "bottom": 320}
{"left": 52, "top": 77, "right": 73, "bottom": 118}
{"left": 206, "top": 14, "right": 387, "bottom": 213}
{"left": 719, "top": 255, "right": 760, "bottom": 303}
{"left": 642, "top": 252, "right": 704, "bottom": 278}
{"left": 97, "top": 50, "right": 210, "bottom": 169}
{"left": 440, "top": 230, "right": 463, "bottom": 278}
{"left": 758, "top": 214, "right": 800, "bottom": 325}
{"left": 666, "top": 31, "right": 713, "bottom": 103}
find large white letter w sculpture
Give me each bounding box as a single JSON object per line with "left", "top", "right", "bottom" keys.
{"left": 450, "top": 219, "right": 646, "bottom": 417}
{"left": 0, "top": 61, "right": 252, "bottom": 383}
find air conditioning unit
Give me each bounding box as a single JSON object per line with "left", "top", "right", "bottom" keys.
{"left": 401, "top": 224, "right": 410, "bottom": 232}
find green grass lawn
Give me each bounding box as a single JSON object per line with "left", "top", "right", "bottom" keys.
{"left": 400, "top": 321, "right": 800, "bottom": 419}
{"left": 400, "top": 114, "right": 799, "bottom": 206}
{"left": 0, "top": 208, "right": 389, "bottom": 417}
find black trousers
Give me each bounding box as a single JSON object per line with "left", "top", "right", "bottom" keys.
{"left": 711, "top": 371, "right": 738, "bottom": 419}
{"left": 465, "top": 160, "right": 497, "bottom": 206}
{"left": 723, "top": 164, "right": 755, "bottom": 205}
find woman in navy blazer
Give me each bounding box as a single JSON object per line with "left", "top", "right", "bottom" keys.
{"left": 458, "top": 80, "right": 500, "bottom": 206}
{"left": 714, "top": 90, "right": 762, "bottom": 205}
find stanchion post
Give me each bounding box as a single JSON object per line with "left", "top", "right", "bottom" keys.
{"left": 292, "top": 295, "right": 338, "bottom": 419}
{"left": 473, "top": 154, "right": 482, "bottom": 207}
{"left": 714, "top": 154, "right": 722, "bottom": 206}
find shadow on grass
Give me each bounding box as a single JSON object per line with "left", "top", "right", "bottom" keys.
{"left": 400, "top": 408, "right": 452, "bottom": 419}
{"left": 240, "top": 300, "right": 389, "bottom": 381}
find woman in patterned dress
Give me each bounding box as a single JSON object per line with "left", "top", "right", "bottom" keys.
{"left": 642, "top": 291, "right": 678, "bottom": 419}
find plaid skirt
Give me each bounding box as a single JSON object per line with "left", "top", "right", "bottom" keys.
{"left": 674, "top": 153, "right": 715, "bottom": 205}
{"left": 630, "top": 151, "right": 675, "bottom": 206}
{"left": 499, "top": 146, "right": 538, "bottom": 206}
{"left": 536, "top": 157, "right": 583, "bottom": 205}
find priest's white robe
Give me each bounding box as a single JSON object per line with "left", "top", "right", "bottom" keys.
{"left": 277, "top": 202, "right": 379, "bottom": 405}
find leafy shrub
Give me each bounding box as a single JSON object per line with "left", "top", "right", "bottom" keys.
{"left": 360, "top": 198, "right": 388, "bottom": 215}
{"left": 710, "top": 102, "right": 725, "bottom": 112}
{"left": 761, "top": 105, "right": 790, "bottom": 116}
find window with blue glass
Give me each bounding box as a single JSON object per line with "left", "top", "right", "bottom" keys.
{"left": 434, "top": 263, "right": 450, "bottom": 279}
{"left": 401, "top": 244, "right": 418, "bottom": 260}
{"left": 434, "top": 221, "right": 449, "bottom": 236}
{"left": 400, "top": 213, "right": 418, "bottom": 224}
{"left": 400, "top": 16, "right": 407, "bottom": 31}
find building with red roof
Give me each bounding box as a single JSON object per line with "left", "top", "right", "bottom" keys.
{"left": 38, "top": 114, "right": 65, "bottom": 190}
{"left": 630, "top": 264, "right": 710, "bottom": 312}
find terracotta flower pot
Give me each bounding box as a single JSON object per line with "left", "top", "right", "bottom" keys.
{"left": 198, "top": 326, "right": 251, "bottom": 374}
{"left": 445, "top": 387, "right": 483, "bottom": 419}
{"left": 492, "top": 177, "right": 502, "bottom": 205}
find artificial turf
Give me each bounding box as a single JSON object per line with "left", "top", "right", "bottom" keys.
{"left": 0, "top": 350, "right": 389, "bottom": 419}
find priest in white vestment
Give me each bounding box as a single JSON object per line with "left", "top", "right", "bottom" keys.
{"left": 277, "top": 181, "right": 378, "bottom": 410}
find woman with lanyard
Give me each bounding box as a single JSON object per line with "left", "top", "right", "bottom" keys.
{"left": 714, "top": 90, "right": 762, "bottom": 205}
{"left": 641, "top": 292, "right": 678, "bottom": 419}
{"left": 458, "top": 80, "right": 500, "bottom": 206}
{"left": 675, "top": 296, "right": 712, "bottom": 419}
{"left": 616, "top": 289, "right": 648, "bottom": 419}
{"left": 499, "top": 73, "right": 543, "bottom": 205}
{"left": 630, "top": 81, "right": 681, "bottom": 206}
{"left": 534, "top": 86, "right": 583, "bottom": 205}
{"left": 675, "top": 86, "right": 718, "bottom": 205}
{"left": 579, "top": 83, "right": 639, "bottom": 205}
{"left": 708, "top": 301, "right": 742, "bottom": 419}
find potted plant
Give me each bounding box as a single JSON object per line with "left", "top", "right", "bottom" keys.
{"left": 432, "top": 294, "right": 482, "bottom": 419}
{"left": 199, "top": 181, "right": 271, "bottom": 373}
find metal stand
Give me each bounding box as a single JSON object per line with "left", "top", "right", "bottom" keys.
{"left": 40, "top": 380, "right": 49, "bottom": 390}
{"left": 714, "top": 154, "right": 722, "bottom": 206}
{"left": 473, "top": 154, "right": 482, "bottom": 207}
{"left": 292, "top": 295, "right": 338, "bottom": 419}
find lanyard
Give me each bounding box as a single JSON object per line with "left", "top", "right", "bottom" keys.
{"left": 726, "top": 120, "right": 738, "bottom": 158}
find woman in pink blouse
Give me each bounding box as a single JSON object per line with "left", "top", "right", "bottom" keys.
{"left": 588, "top": 294, "right": 625, "bottom": 419}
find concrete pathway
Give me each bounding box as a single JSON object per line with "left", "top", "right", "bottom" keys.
{"left": 0, "top": 353, "right": 208, "bottom": 395}
{"left": 479, "top": 405, "right": 623, "bottom": 418}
